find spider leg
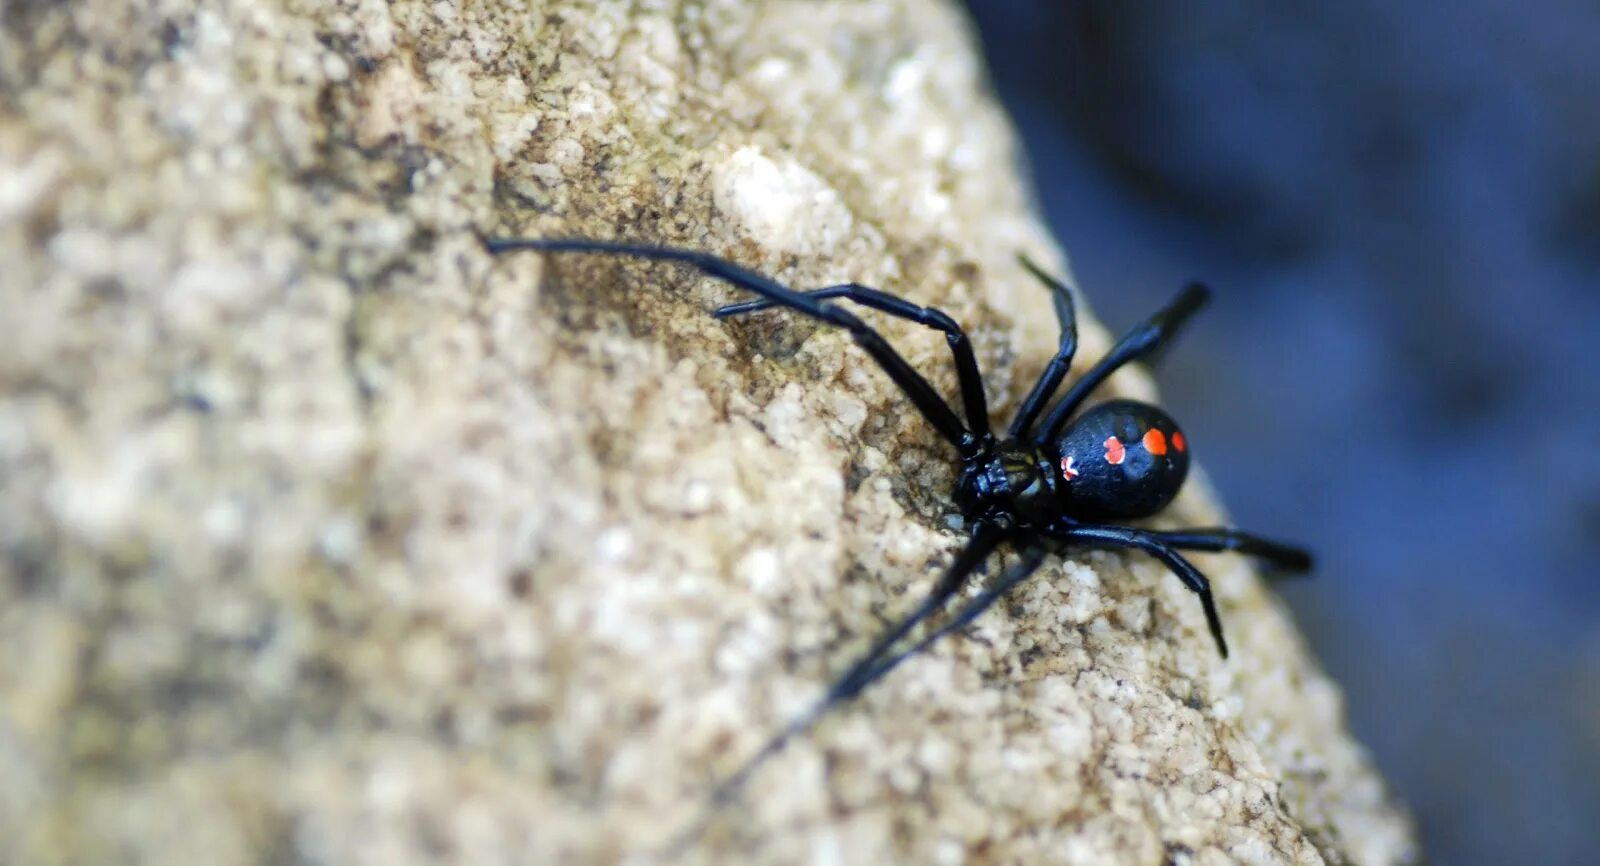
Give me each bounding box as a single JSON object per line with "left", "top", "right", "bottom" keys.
{"left": 698, "top": 524, "right": 1004, "bottom": 810}
{"left": 1007, "top": 254, "right": 1079, "bottom": 439}
{"left": 1035, "top": 282, "right": 1210, "bottom": 446}
{"left": 485, "top": 237, "right": 976, "bottom": 453}
{"left": 656, "top": 525, "right": 1004, "bottom": 853}
{"left": 1150, "top": 527, "right": 1313, "bottom": 574}
{"left": 716, "top": 283, "right": 990, "bottom": 439}
{"left": 1056, "top": 524, "right": 1230, "bottom": 658}
{"left": 848, "top": 544, "right": 1049, "bottom": 694}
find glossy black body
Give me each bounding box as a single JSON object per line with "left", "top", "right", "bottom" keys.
{"left": 485, "top": 235, "right": 1312, "bottom": 839}
{"left": 955, "top": 399, "right": 1192, "bottom": 530}
{"left": 1052, "top": 399, "right": 1190, "bottom": 520}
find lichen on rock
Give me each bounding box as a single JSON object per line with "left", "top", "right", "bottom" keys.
{"left": 0, "top": 1, "right": 1418, "bottom": 864}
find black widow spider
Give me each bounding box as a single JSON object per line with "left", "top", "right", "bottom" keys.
{"left": 485, "top": 235, "right": 1312, "bottom": 823}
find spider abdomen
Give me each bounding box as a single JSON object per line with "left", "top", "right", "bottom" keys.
{"left": 1053, "top": 399, "right": 1190, "bottom": 521}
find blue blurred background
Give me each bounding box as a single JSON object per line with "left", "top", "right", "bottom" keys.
{"left": 963, "top": 3, "right": 1600, "bottom": 863}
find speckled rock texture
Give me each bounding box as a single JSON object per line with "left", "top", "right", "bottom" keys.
{"left": 0, "top": 2, "right": 1419, "bottom": 865}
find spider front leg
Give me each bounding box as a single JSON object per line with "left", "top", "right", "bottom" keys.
{"left": 849, "top": 544, "right": 1050, "bottom": 692}
{"left": 716, "top": 282, "right": 990, "bottom": 439}
{"left": 659, "top": 524, "right": 1006, "bottom": 853}
{"left": 484, "top": 237, "right": 978, "bottom": 453}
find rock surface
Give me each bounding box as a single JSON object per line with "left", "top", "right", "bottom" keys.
{"left": 0, "top": 1, "right": 1418, "bottom": 864}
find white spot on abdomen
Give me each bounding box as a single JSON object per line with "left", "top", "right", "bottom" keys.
{"left": 1060, "top": 455, "right": 1080, "bottom": 481}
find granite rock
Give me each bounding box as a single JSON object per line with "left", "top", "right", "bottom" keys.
{"left": 0, "top": 1, "right": 1418, "bottom": 864}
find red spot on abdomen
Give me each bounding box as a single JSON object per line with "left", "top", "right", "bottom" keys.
{"left": 1103, "top": 436, "right": 1126, "bottom": 465}
{"left": 1143, "top": 428, "right": 1168, "bottom": 455}
{"left": 1172, "top": 431, "right": 1186, "bottom": 453}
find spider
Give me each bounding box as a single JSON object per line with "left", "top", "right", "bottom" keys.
{"left": 485, "top": 235, "right": 1312, "bottom": 821}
